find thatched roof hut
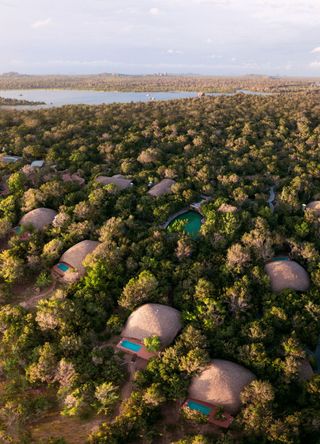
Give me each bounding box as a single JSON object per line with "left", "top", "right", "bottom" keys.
{"left": 30, "top": 160, "right": 45, "bottom": 168}
{"left": 265, "top": 260, "right": 310, "bottom": 292}
{"left": 121, "top": 303, "right": 182, "bottom": 347}
{"left": 19, "top": 208, "right": 57, "bottom": 231}
{"left": 148, "top": 179, "right": 176, "bottom": 197}
{"left": 189, "top": 360, "right": 256, "bottom": 415}
{"left": 62, "top": 173, "right": 85, "bottom": 185}
{"left": 2, "top": 155, "right": 22, "bottom": 164}
{"left": 298, "top": 359, "right": 314, "bottom": 381}
{"left": 218, "top": 203, "right": 237, "bottom": 213}
{"left": 96, "top": 174, "right": 132, "bottom": 190}
{"left": 306, "top": 201, "right": 320, "bottom": 216}
{"left": 59, "top": 240, "right": 100, "bottom": 277}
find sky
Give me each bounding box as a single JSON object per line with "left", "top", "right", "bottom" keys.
{"left": 1, "top": 0, "right": 320, "bottom": 76}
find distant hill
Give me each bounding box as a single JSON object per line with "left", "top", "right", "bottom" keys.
{"left": 1, "top": 72, "right": 28, "bottom": 77}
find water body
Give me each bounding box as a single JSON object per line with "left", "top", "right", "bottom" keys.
{"left": 267, "top": 186, "right": 276, "bottom": 212}
{"left": 0, "top": 88, "right": 271, "bottom": 109}
{"left": 167, "top": 210, "right": 203, "bottom": 237}
{"left": 235, "top": 89, "right": 273, "bottom": 96}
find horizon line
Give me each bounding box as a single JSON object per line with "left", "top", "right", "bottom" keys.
{"left": 1, "top": 72, "right": 320, "bottom": 79}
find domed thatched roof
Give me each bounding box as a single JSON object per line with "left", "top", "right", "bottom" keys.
{"left": 306, "top": 201, "right": 320, "bottom": 216}
{"left": 298, "top": 359, "right": 314, "bottom": 381}
{"left": 19, "top": 208, "right": 57, "bottom": 231}
{"left": 62, "top": 173, "right": 85, "bottom": 185}
{"left": 265, "top": 260, "right": 310, "bottom": 292}
{"left": 60, "top": 240, "right": 100, "bottom": 276}
{"left": 189, "top": 360, "right": 256, "bottom": 415}
{"left": 121, "top": 303, "right": 182, "bottom": 346}
{"left": 96, "top": 174, "right": 132, "bottom": 190}
{"left": 148, "top": 179, "right": 176, "bottom": 197}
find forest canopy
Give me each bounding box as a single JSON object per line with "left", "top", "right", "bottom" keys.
{"left": 0, "top": 90, "right": 319, "bottom": 443}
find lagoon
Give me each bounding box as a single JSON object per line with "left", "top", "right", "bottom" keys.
{"left": 0, "top": 89, "right": 271, "bottom": 109}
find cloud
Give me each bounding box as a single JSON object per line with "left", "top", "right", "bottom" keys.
{"left": 191, "top": 0, "right": 231, "bottom": 4}
{"left": 46, "top": 59, "right": 117, "bottom": 66}
{"left": 310, "top": 61, "right": 320, "bottom": 68}
{"left": 167, "top": 49, "right": 183, "bottom": 54}
{"left": 149, "top": 7, "right": 160, "bottom": 16}
{"left": 31, "top": 18, "right": 52, "bottom": 29}
{"left": 208, "top": 54, "right": 222, "bottom": 59}
{"left": 311, "top": 47, "right": 320, "bottom": 53}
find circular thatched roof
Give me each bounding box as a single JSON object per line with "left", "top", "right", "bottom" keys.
{"left": 148, "top": 179, "right": 176, "bottom": 197}
{"left": 189, "top": 359, "right": 256, "bottom": 415}
{"left": 298, "top": 359, "right": 314, "bottom": 381}
{"left": 306, "top": 201, "right": 320, "bottom": 216}
{"left": 265, "top": 260, "right": 310, "bottom": 292}
{"left": 121, "top": 303, "right": 182, "bottom": 346}
{"left": 96, "top": 174, "right": 132, "bottom": 190}
{"left": 60, "top": 240, "right": 100, "bottom": 276}
{"left": 19, "top": 208, "right": 57, "bottom": 231}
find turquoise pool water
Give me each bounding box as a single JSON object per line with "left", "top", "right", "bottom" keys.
{"left": 14, "top": 226, "right": 22, "bottom": 234}
{"left": 120, "top": 340, "right": 142, "bottom": 352}
{"left": 187, "top": 400, "right": 212, "bottom": 415}
{"left": 57, "top": 263, "right": 69, "bottom": 272}
{"left": 272, "top": 257, "right": 289, "bottom": 262}
{"left": 168, "top": 211, "right": 202, "bottom": 236}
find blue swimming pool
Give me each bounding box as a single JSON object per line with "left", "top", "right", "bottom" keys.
{"left": 57, "top": 263, "right": 69, "bottom": 272}
{"left": 120, "top": 340, "right": 142, "bottom": 352}
{"left": 272, "top": 257, "right": 289, "bottom": 262}
{"left": 14, "top": 226, "right": 22, "bottom": 234}
{"left": 187, "top": 400, "right": 212, "bottom": 415}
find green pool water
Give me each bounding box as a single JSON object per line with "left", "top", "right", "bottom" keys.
{"left": 57, "top": 263, "right": 70, "bottom": 272}
{"left": 168, "top": 211, "right": 202, "bottom": 236}
{"left": 187, "top": 400, "right": 212, "bottom": 415}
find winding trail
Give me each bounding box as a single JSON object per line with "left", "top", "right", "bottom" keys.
{"left": 20, "top": 282, "right": 56, "bottom": 309}
{"left": 267, "top": 186, "right": 276, "bottom": 212}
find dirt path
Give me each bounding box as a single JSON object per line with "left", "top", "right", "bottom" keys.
{"left": 30, "top": 412, "right": 106, "bottom": 444}
{"left": 114, "top": 378, "right": 133, "bottom": 417}
{"left": 20, "top": 282, "right": 56, "bottom": 309}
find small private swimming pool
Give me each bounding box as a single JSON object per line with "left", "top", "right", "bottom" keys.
{"left": 57, "top": 263, "right": 70, "bottom": 272}
{"left": 187, "top": 400, "right": 212, "bottom": 415}
{"left": 167, "top": 210, "right": 202, "bottom": 236}
{"left": 120, "top": 339, "right": 142, "bottom": 353}
{"left": 271, "top": 257, "right": 289, "bottom": 262}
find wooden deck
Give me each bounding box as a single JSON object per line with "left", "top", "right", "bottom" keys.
{"left": 116, "top": 337, "right": 156, "bottom": 361}
{"left": 52, "top": 262, "right": 74, "bottom": 278}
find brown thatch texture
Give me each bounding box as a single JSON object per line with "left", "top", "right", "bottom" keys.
{"left": 95, "top": 174, "right": 132, "bottom": 190}
{"left": 60, "top": 240, "right": 100, "bottom": 276}
{"left": 298, "top": 359, "right": 314, "bottom": 381}
{"left": 306, "top": 201, "right": 320, "bottom": 216}
{"left": 20, "top": 208, "right": 57, "bottom": 231}
{"left": 62, "top": 173, "right": 85, "bottom": 185}
{"left": 265, "top": 260, "right": 310, "bottom": 292}
{"left": 189, "top": 359, "right": 256, "bottom": 415}
{"left": 148, "top": 179, "right": 176, "bottom": 197}
{"left": 217, "top": 203, "right": 237, "bottom": 213}
{"left": 121, "top": 303, "right": 182, "bottom": 346}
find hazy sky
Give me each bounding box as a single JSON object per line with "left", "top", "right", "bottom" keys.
{"left": 1, "top": 0, "right": 320, "bottom": 76}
